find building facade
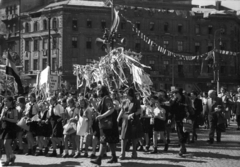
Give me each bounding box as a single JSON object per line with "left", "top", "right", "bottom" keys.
{"left": 1, "top": 0, "right": 240, "bottom": 92}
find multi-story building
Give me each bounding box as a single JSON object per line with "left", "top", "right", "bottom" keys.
{"left": 1, "top": 0, "right": 240, "bottom": 92}
{"left": 20, "top": 0, "right": 110, "bottom": 84}
{"left": 0, "top": 0, "right": 57, "bottom": 83}
{"left": 116, "top": 0, "right": 240, "bottom": 92}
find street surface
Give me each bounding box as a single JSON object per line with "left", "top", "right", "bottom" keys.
{"left": 1, "top": 123, "right": 239, "bottom": 167}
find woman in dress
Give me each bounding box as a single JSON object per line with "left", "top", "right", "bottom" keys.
{"left": 150, "top": 96, "right": 168, "bottom": 154}
{"left": 74, "top": 97, "right": 92, "bottom": 158}
{"left": 62, "top": 97, "right": 78, "bottom": 158}
{"left": 118, "top": 88, "right": 143, "bottom": 160}
{"left": 25, "top": 93, "right": 39, "bottom": 156}
{"left": 0, "top": 96, "right": 18, "bottom": 166}
{"left": 48, "top": 96, "right": 64, "bottom": 157}
{"left": 138, "top": 98, "right": 152, "bottom": 152}
{"left": 90, "top": 85, "right": 119, "bottom": 166}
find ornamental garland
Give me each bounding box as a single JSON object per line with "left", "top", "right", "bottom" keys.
{"left": 121, "top": 14, "right": 240, "bottom": 61}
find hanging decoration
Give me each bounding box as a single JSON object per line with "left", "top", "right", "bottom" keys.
{"left": 73, "top": 47, "right": 152, "bottom": 98}
{"left": 121, "top": 14, "right": 240, "bottom": 61}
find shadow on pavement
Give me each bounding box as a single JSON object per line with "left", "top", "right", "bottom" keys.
{"left": 136, "top": 156, "right": 206, "bottom": 163}
{"left": 190, "top": 151, "right": 240, "bottom": 160}
{"left": 186, "top": 141, "right": 240, "bottom": 150}
{"left": 13, "top": 161, "right": 81, "bottom": 167}
{"left": 120, "top": 162, "right": 185, "bottom": 167}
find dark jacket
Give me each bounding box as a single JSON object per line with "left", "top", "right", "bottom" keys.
{"left": 170, "top": 95, "right": 187, "bottom": 122}
{"left": 193, "top": 98, "right": 203, "bottom": 116}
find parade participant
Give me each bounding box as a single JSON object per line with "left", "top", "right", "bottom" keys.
{"left": 157, "top": 90, "right": 172, "bottom": 144}
{"left": 138, "top": 98, "right": 152, "bottom": 152}
{"left": 235, "top": 94, "right": 240, "bottom": 130}
{"left": 91, "top": 86, "right": 119, "bottom": 166}
{"left": 25, "top": 93, "right": 39, "bottom": 156}
{"left": 169, "top": 88, "right": 190, "bottom": 156}
{"left": 62, "top": 97, "right": 78, "bottom": 158}
{"left": 150, "top": 96, "right": 168, "bottom": 154}
{"left": 118, "top": 88, "right": 142, "bottom": 160}
{"left": 15, "top": 96, "right": 26, "bottom": 154}
{"left": 0, "top": 97, "right": 18, "bottom": 166}
{"left": 89, "top": 105, "right": 100, "bottom": 159}
{"left": 48, "top": 96, "right": 64, "bottom": 157}
{"left": 111, "top": 90, "right": 120, "bottom": 113}
{"left": 35, "top": 102, "right": 51, "bottom": 156}
{"left": 218, "top": 87, "right": 231, "bottom": 127}
{"left": 75, "top": 97, "right": 92, "bottom": 158}
{"left": 204, "top": 90, "right": 223, "bottom": 144}
{"left": 190, "top": 91, "right": 203, "bottom": 143}
{"left": 201, "top": 92, "right": 209, "bottom": 129}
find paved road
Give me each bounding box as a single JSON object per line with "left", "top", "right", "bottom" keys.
{"left": 1, "top": 123, "right": 240, "bottom": 167}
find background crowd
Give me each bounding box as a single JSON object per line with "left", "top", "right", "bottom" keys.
{"left": 0, "top": 84, "right": 240, "bottom": 166}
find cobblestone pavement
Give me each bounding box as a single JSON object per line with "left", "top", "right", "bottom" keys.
{"left": 1, "top": 123, "right": 240, "bottom": 167}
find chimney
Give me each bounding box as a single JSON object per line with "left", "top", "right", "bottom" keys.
{"left": 216, "top": 0, "right": 221, "bottom": 10}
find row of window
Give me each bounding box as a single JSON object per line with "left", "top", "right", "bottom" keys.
{"left": 71, "top": 37, "right": 92, "bottom": 49}
{"left": 72, "top": 19, "right": 107, "bottom": 31}
{"left": 25, "top": 18, "right": 58, "bottom": 33}
{"left": 24, "top": 58, "right": 57, "bottom": 72}
{"left": 25, "top": 37, "right": 58, "bottom": 51}
{"left": 71, "top": 18, "right": 227, "bottom": 36}
{"left": 5, "top": 5, "right": 18, "bottom": 15}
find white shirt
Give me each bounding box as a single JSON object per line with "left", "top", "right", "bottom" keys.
{"left": 141, "top": 105, "right": 152, "bottom": 117}
{"left": 25, "top": 102, "right": 38, "bottom": 116}
{"left": 153, "top": 107, "right": 166, "bottom": 121}
{"left": 49, "top": 104, "right": 64, "bottom": 117}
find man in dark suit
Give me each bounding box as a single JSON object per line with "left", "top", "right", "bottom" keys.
{"left": 190, "top": 91, "right": 203, "bottom": 143}
{"left": 204, "top": 90, "right": 223, "bottom": 144}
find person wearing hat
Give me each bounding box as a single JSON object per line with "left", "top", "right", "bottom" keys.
{"left": 15, "top": 96, "right": 26, "bottom": 154}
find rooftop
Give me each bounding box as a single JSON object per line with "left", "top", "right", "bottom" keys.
{"left": 24, "top": 0, "right": 109, "bottom": 15}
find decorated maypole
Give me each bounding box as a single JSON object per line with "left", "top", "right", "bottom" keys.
{"left": 73, "top": 1, "right": 153, "bottom": 98}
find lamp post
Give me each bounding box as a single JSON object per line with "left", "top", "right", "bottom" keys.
{"left": 213, "top": 28, "right": 224, "bottom": 94}
{"left": 48, "top": 16, "right": 51, "bottom": 74}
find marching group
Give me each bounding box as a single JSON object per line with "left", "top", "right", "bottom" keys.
{"left": 0, "top": 84, "right": 239, "bottom": 166}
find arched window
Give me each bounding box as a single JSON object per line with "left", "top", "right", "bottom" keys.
{"left": 43, "top": 19, "right": 47, "bottom": 30}
{"left": 34, "top": 21, "right": 38, "bottom": 32}
{"left": 52, "top": 18, "right": 57, "bottom": 29}
{"left": 25, "top": 22, "right": 30, "bottom": 32}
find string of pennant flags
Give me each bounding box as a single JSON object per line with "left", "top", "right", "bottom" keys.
{"left": 120, "top": 14, "right": 240, "bottom": 61}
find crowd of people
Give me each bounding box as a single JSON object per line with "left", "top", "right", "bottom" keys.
{"left": 0, "top": 84, "right": 239, "bottom": 166}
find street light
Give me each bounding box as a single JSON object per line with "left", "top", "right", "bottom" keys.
{"left": 213, "top": 28, "right": 224, "bottom": 94}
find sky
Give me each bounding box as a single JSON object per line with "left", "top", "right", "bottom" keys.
{"left": 192, "top": 0, "right": 240, "bottom": 10}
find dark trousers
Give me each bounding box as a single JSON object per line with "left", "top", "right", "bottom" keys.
{"left": 191, "top": 119, "right": 197, "bottom": 140}
{"left": 176, "top": 121, "right": 188, "bottom": 144}
{"left": 208, "top": 114, "right": 221, "bottom": 141}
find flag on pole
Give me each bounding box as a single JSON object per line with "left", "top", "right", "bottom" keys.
{"left": 5, "top": 50, "right": 24, "bottom": 95}
{"left": 104, "top": 0, "right": 113, "bottom": 7}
